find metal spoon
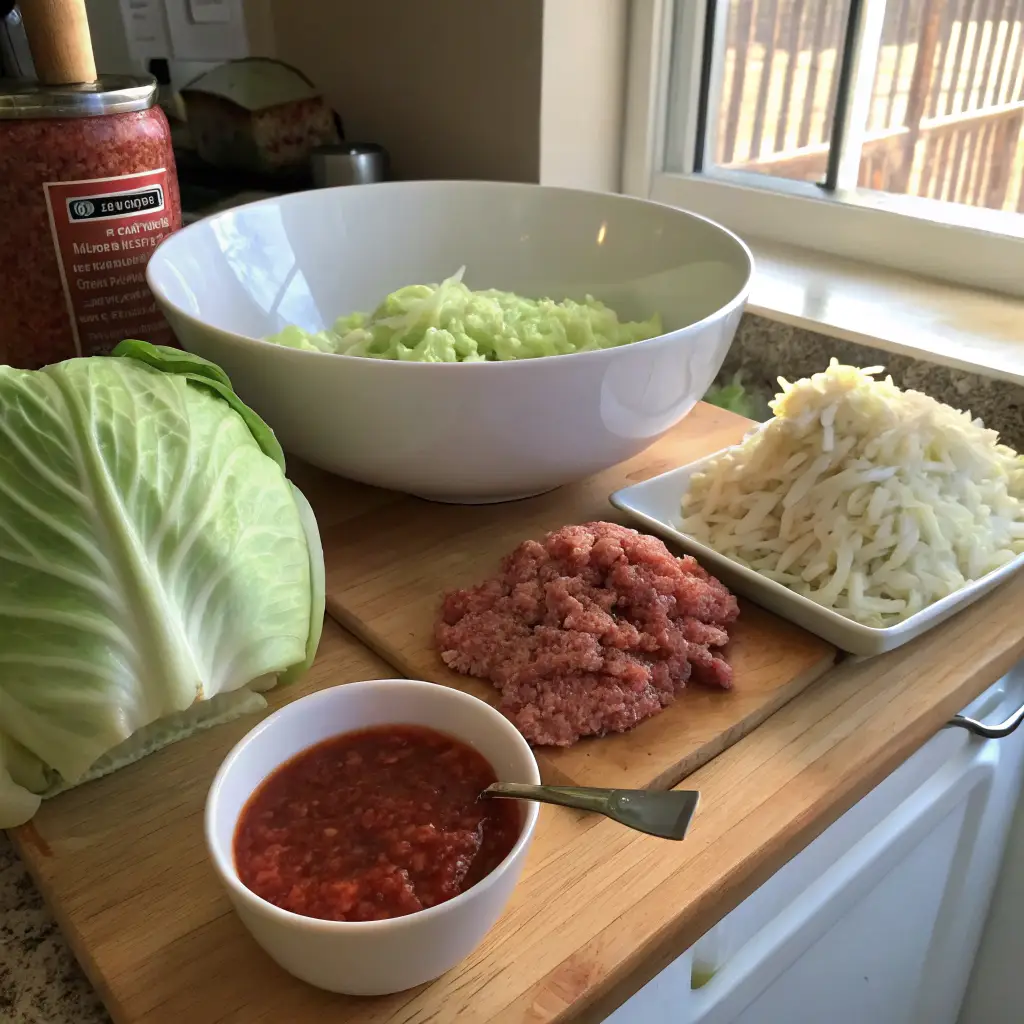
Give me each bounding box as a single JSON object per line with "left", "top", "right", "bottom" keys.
{"left": 482, "top": 782, "right": 700, "bottom": 841}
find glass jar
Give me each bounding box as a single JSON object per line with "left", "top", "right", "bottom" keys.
{"left": 0, "top": 75, "right": 182, "bottom": 368}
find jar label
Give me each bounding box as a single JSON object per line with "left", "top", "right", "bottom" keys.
{"left": 43, "top": 168, "right": 178, "bottom": 357}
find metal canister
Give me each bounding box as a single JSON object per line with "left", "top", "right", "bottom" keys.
{"left": 311, "top": 142, "right": 390, "bottom": 188}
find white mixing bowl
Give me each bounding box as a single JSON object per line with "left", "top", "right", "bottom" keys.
{"left": 148, "top": 180, "right": 752, "bottom": 503}
{"left": 205, "top": 679, "right": 541, "bottom": 995}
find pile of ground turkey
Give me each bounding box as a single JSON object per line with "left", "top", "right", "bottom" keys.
{"left": 436, "top": 521, "right": 739, "bottom": 746}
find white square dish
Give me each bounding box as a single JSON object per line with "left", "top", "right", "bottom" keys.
{"left": 609, "top": 450, "right": 1024, "bottom": 657}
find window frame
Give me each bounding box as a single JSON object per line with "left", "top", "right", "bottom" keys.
{"left": 622, "top": 0, "right": 1024, "bottom": 299}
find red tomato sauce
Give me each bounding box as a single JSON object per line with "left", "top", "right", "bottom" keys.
{"left": 233, "top": 724, "right": 521, "bottom": 922}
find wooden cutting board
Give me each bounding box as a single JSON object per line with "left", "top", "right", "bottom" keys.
{"left": 12, "top": 620, "right": 400, "bottom": 1023}
{"left": 8, "top": 403, "right": 836, "bottom": 1024}
{"left": 321, "top": 403, "right": 838, "bottom": 790}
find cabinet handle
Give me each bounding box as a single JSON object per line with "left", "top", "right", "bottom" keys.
{"left": 948, "top": 697, "right": 1024, "bottom": 739}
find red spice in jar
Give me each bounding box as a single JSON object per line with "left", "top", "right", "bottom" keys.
{"left": 0, "top": 76, "right": 182, "bottom": 369}
{"left": 233, "top": 724, "right": 522, "bottom": 922}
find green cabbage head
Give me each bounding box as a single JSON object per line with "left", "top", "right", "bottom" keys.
{"left": 0, "top": 341, "right": 324, "bottom": 827}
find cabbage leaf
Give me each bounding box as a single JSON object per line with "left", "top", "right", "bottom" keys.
{"left": 0, "top": 347, "right": 324, "bottom": 826}
{"left": 265, "top": 268, "right": 664, "bottom": 362}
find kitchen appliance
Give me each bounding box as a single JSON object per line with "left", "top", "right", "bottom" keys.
{"left": 310, "top": 142, "right": 389, "bottom": 187}
{"left": 179, "top": 57, "right": 341, "bottom": 178}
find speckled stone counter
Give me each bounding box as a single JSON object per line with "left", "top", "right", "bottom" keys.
{"left": 0, "top": 833, "right": 109, "bottom": 1024}
{"left": 723, "top": 314, "right": 1024, "bottom": 447}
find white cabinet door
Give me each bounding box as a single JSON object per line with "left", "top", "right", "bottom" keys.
{"left": 958, "top": 738, "right": 1024, "bottom": 1023}
{"left": 608, "top": 665, "right": 1024, "bottom": 1024}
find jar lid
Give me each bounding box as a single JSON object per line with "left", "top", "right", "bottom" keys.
{"left": 0, "top": 74, "right": 158, "bottom": 120}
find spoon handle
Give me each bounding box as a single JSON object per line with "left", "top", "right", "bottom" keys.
{"left": 484, "top": 781, "right": 617, "bottom": 815}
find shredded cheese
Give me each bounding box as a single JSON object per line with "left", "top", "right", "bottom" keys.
{"left": 681, "top": 361, "right": 1024, "bottom": 627}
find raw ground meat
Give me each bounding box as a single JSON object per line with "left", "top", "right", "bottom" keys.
{"left": 436, "top": 521, "right": 740, "bottom": 746}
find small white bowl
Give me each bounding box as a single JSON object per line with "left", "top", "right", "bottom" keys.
{"left": 147, "top": 180, "right": 752, "bottom": 503}
{"left": 611, "top": 451, "right": 1024, "bottom": 657}
{"left": 204, "top": 679, "right": 540, "bottom": 995}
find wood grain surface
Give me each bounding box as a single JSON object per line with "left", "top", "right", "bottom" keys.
{"left": 320, "top": 403, "right": 837, "bottom": 789}
{"left": 11, "top": 621, "right": 397, "bottom": 1023}
{"left": 13, "top": 574, "right": 1024, "bottom": 1024}
{"left": 12, "top": 403, "right": 1024, "bottom": 1024}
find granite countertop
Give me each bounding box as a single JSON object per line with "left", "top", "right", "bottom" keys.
{"left": 3, "top": 319, "right": 1021, "bottom": 1024}
{"left": 8, "top": 408, "right": 1024, "bottom": 1023}
{"left": 0, "top": 833, "right": 108, "bottom": 1024}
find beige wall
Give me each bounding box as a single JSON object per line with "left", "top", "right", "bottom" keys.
{"left": 539, "top": 0, "right": 627, "bottom": 192}
{"left": 86, "top": 0, "right": 135, "bottom": 74}
{"left": 243, "top": 0, "right": 277, "bottom": 57}
{"left": 268, "top": 0, "right": 544, "bottom": 183}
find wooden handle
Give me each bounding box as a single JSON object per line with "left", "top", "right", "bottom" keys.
{"left": 20, "top": 0, "right": 97, "bottom": 85}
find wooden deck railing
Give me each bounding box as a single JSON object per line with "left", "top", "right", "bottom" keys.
{"left": 717, "top": 0, "right": 1024, "bottom": 212}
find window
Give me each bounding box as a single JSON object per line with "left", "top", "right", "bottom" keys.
{"left": 623, "top": 0, "right": 1024, "bottom": 298}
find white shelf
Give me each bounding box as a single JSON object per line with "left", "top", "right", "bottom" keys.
{"left": 746, "top": 240, "right": 1024, "bottom": 387}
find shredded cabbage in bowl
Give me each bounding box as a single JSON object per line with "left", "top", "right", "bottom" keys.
{"left": 265, "top": 267, "right": 663, "bottom": 362}
{"left": 681, "top": 360, "right": 1024, "bottom": 627}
